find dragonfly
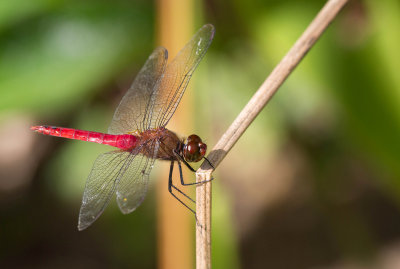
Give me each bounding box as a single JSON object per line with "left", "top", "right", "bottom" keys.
{"left": 31, "top": 24, "right": 215, "bottom": 231}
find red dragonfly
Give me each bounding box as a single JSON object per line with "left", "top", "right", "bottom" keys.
{"left": 31, "top": 24, "right": 215, "bottom": 230}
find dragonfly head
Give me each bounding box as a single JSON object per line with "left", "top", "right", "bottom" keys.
{"left": 183, "top": 134, "right": 207, "bottom": 162}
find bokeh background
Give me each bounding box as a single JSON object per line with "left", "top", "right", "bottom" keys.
{"left": 1, "top": 0, "right": 400, "bottom": 268}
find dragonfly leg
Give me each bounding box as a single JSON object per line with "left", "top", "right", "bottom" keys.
{"left": 168, "top": 161, "right": 207, "bottom": 228}
{"left": 203, "top": 157, "right": 215, "bottom": 169}
{"left": 176, "top": 160, "right": 214, "bottom": 186}
{"left": 173, "top": 149, "right": 215, "bottom": 175}
{"left": 173, "top": 150, "right": 214, "bottom": 185}
{"left": 168, "top": 161, "right": 196, "bottom": 214}
{"left": 173, "top": 149, "right": 196, "bottom": 172}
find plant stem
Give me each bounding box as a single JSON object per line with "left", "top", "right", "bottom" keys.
{"left": 195, "top": 0, "right": 349, "bottom": 268}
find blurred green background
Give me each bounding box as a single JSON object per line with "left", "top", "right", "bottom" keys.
{"left": 1, "top": 0, "right": 400, "bottom": 268}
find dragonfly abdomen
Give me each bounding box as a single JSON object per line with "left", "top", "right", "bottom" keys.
{"left": 31, "top": 125, "right": 138, "bottom": 150}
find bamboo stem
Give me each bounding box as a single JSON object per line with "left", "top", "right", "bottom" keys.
{"left": 195, "top": 0, "right": 349, "bottom": 268}
{"left": 156, "top": 0, "right": 194, "bottom": 269}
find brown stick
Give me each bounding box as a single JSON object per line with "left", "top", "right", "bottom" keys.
{"left": 195, "top": 0, "right": 349, "bottom": 268}
{"left": 156, "top": 1, "right": 195, "bottom": 269}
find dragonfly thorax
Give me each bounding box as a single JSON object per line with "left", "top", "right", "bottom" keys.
{"left": 182, "top": 134, "right": 207, "bottom": 162}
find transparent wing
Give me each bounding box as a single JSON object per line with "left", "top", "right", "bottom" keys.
{"left": 78, "top": 150, "right": 134, "bottom": 231}
{"left": 108, "top": 47, "right": 168, "bottom": 134}
{"left": 116, "top": 140, "right": 159, "bottom": 214}
{"left": 143, "top": 24, "right": 215, "bottom": 129}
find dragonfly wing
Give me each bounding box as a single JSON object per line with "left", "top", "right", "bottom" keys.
{"left": 78, "top": 150, "right": 133, "bottom": 231}
{"left": 144, "top": 24, "right": 215, "bottom": 129}
{"left": 108, "top": 47, "right": 168, "bottom": 134}
{"left": 116, "top": 140, "right": 159, "bottom": 214}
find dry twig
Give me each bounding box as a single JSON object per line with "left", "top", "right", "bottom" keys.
{"left": 195, "top": 0, "right": 349, "bottom": 268}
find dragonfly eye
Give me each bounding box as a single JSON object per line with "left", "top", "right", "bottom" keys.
{"left": 183, "top": 135, "right": 207, "bottom": 162}
{"left": 199, "top": 143, "right": 207, "bottom": 157}
{"left": 187, "top": 134, "right": 202, "bottom": 143}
